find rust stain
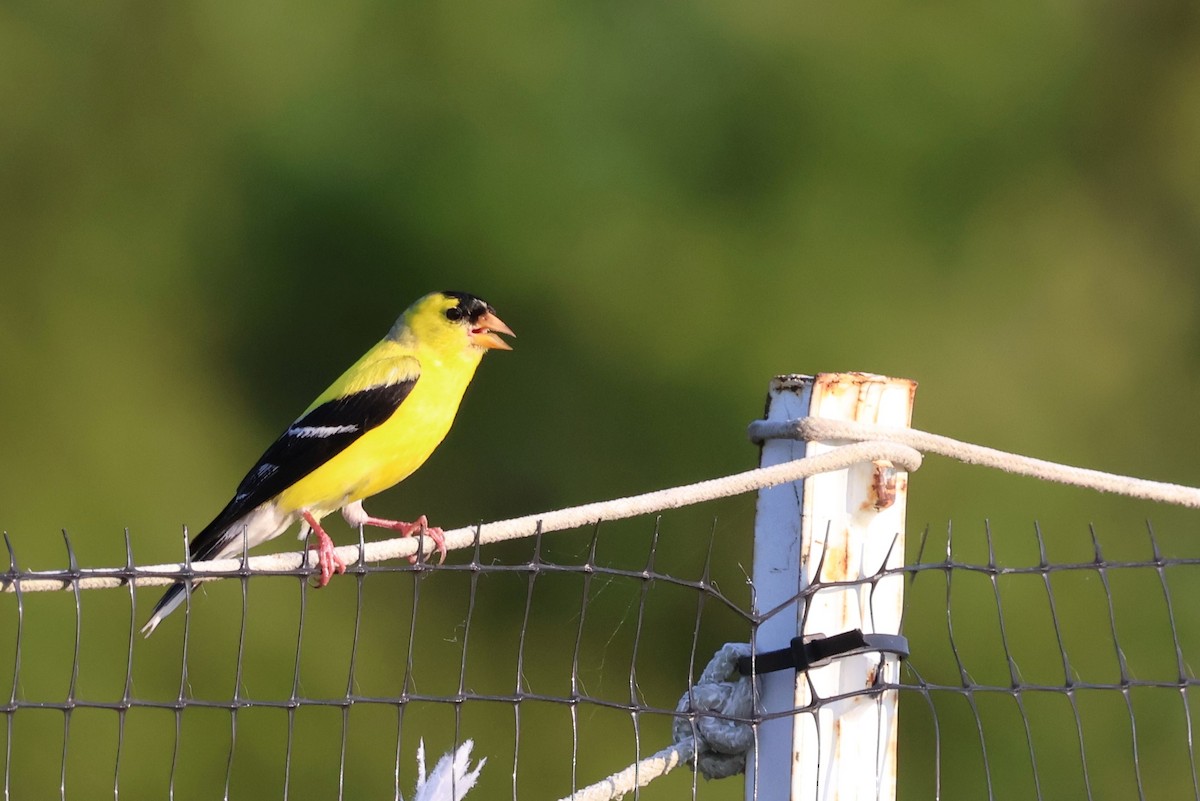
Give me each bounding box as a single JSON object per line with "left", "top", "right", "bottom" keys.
{"left": 770, "top": 374, "right": 811, "bottom": 395}
{"left": 815, "top": 373, "right": 918, "bottom": 426}
{"left": 820, "top": 537, "right": 851, "bottom": 582}
{"left": 866, "top": 664, "right": 879, "bottom": 687}
{"left": 832, "top": 715, "right": 843, "bottom": 775}
{"left": 854, "top": 392, "right": 869, "bottom": 419}
{"left": 868, "top": 460, "right": 898, "bottom": 510}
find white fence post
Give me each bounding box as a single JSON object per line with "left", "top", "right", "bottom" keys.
{"left": 746, "top": 373, "right": 916, "bottom": 801}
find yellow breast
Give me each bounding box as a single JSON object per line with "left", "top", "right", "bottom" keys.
{"left": 274, "top": 348, "right": 480, "bottom": 518}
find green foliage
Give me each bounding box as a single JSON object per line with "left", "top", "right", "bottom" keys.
{"left": 2, "top": 0, "right": 1199, "bottom": 797}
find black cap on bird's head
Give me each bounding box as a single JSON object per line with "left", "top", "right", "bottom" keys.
{"left": 440, "top": 290, "right": 515, "bottom": 350}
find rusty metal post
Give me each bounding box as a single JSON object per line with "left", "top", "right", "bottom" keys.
{"left": 746, "top": 373, "right": 916, "bottom": 801}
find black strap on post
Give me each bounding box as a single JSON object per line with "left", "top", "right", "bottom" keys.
{"left": 736, "top": 630, "right": 909, "bottom": 676}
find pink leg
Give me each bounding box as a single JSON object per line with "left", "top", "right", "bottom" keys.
{"left": 342, "top": 503, "right": 446, "bottom": 564}
{"left": 302, "top": 511, "right": 348, "bottom": 587}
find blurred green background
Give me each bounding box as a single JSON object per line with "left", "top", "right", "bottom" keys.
{"left": 3, "top": 0, "right": 1200, "bottom": 798}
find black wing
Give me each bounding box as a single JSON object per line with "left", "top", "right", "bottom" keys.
{"left": 188, "top": 377, "right": 418, "bottom": 561}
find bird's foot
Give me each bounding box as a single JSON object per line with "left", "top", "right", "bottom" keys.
{"left": 392, "top": 516, "right": 446, "bottom": 564}
{"left": 302, "top": 511, "right": 347, "bottom": 587}
{"left": 377, "top": 515, "right": 446, "bottom": 565}
{"left": 341, "top": 502, "right": 447, "bottom": 564}
{"left": 373, "top": 516, "right": 446, "bottom": 564}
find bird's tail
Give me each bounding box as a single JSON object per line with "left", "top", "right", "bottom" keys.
{"left": 140, "top": 583, "right": 189, "bottom": 637}
{"left": 141, "top": 505, "right": 291, "bottom": 637}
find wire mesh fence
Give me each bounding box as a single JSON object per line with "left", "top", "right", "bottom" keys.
{"left": 5, "top": 379, "right": 1200, "bottom": 800}
{"left": 6, "top": 511, "right": 1199, "bottom": 800}
{"left": 2, "top": 506, "right": 759, "bottom": 800}
{"left": 902, "top": 518, "right": 1200, "bottom": 801}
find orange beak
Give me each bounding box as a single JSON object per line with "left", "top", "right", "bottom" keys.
{"left": 469, "top": 311, "right": 515, "bottom": 350}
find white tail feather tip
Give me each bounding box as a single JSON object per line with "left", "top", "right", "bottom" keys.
{"left": 408, "top": 739, "right": 486, "bottom": 801}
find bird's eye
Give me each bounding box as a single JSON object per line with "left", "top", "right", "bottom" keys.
{"left": 445, "top": 306, "right": 464, "bottom": 322}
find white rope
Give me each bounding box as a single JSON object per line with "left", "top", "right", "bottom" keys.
{"left": 2, "top": 440, "right": 923, "bottom": 594}
{"left": 11, "top": 414, "right": 1197, "bottom": 595}
{"left": 557, "top": 643, "right": 754, "bottom": 800}
{"left": 553, "top": 740, "right": 695, "bottom": 801}
{"left": 750, "top": 418, "right": 1200, "bottom": 509}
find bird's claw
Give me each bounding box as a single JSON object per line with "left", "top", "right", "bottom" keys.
{"left": 395, "top": 515, "right": 446, "bottom": 565}
{"left": 303, "top": 510, "right": 347, "bottom": 588}
{"left": 310, "top": 540, "right": 347, "bottom": 587}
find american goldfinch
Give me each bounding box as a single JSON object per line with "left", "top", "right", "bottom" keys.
{"left": 142, "top": 290, "right": 513, "bottom": 636}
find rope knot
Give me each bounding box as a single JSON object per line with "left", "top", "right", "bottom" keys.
{"left": 673, "top": 643, "right": 755, "bottom": 780}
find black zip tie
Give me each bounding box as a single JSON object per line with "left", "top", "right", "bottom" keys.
{"left": 736, "top": 630, "right": 909, "bottom": 676}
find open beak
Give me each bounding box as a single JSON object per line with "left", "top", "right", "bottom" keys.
{"left": 470, "top": 311, "right": 515, "bottom": 351}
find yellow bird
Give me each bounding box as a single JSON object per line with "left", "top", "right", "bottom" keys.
{"left": 142, "top": 290, "right": 514, "bottom": 636}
